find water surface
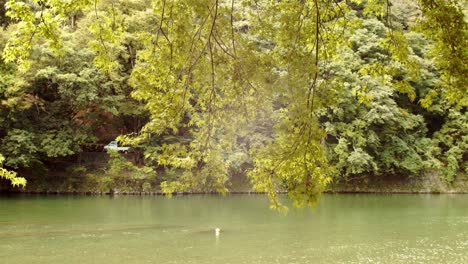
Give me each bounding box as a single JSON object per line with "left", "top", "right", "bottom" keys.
{"left": 0, "top": 194, "right": 467, "bottom": 263}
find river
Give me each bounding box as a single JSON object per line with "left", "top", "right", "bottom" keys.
{"left": 0, "top": 194, "right": 467, "bottom": 263}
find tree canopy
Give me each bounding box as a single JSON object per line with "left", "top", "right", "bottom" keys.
{"left": 1, "top": 0, "right": 466, "bottom": 209}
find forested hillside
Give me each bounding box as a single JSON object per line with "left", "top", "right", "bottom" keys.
{"left": 0, "top": 0, "right": 466, "bottom": 208}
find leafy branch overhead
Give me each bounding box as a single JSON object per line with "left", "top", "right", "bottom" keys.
{"left": 1, "top": 0, "right": 466, "bottom": 208}
{"left": 0, "top": 154, "right": 26, "bottom": 187}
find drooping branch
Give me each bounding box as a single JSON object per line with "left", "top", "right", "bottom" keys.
{"left": 307, "top": 0, "right": 321, "bottom": 113}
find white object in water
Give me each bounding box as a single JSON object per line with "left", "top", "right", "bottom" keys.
{"left": 215, "top": 228, "right": 220, "bottom": 236}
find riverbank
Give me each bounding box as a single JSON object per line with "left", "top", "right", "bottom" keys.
{"left": 2, "top": 171, "right": 467, "bottom": 195}
{"left": 1, "top": 153, "right": 467, "bottom": 195}
{"left": 325, "top": 173, "right": 468, "bottom": 194}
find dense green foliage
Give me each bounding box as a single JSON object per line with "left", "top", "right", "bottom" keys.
{"left": 82, "top": 150, "right": 156, "bottom": 193}
{"left": 0, "top": 153, "right": 26, "bottom": 186}
{"left": 0, "top": 0, "right": 466, "bottom": 208}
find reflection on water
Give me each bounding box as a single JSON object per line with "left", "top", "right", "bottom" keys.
{"left": 0, "top": 194, "right": 467, "bottom": 263}
{"left": 0, "top": 223, "right": 183, "bottom": 239}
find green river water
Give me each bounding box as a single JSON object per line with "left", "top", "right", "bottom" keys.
{"left": 0, "top": 194, "right": 467, "bottom": 263}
